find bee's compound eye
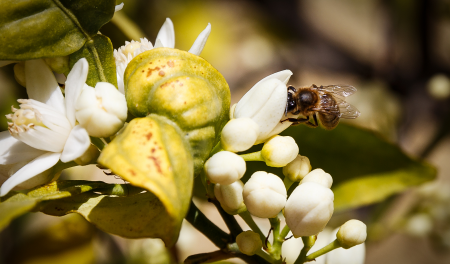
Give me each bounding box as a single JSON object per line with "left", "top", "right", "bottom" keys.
{"left": 299, "top": 91, "right": 315, "bottom": 105}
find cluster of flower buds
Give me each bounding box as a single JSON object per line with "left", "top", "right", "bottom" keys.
{"left": 202, "top": 69, "right": 369, "bottom": 261}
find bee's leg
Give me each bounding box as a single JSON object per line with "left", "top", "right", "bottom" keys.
{"left": 311, "top": 114, "right": 319, "bottom": 127}
{"left": 281, "top": 116, "right": 318, "bottom": 128}
{"left": 287, "top": 86, "right": 297, "bottom": 93}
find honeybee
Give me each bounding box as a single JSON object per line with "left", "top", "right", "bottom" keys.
{"left": 283, "top": 84, "right": 360, "bottom": 130}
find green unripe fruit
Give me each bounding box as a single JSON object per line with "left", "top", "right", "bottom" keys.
{"left": 124, "top": 48, "right": 230, "bottom": 173}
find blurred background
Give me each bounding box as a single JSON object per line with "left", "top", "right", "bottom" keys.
{"left": 2, "top": 0, "right": 450, "bottom": 263}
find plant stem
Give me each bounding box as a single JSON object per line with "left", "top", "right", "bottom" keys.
{"left": 305, "top": 240, "right": 341, "bottom": 261}
{"left": 269, "top": 217, "right": 281, "bottom": 261}
{"left": 294, "top": 236, "right": 316, "bottom": 264}
{"left": 255, "top": 248, "right": 276, "bottom": 263}
{"left": 280, "top": 224, "right": 291, "bottom": 240}
{"left": 283, "top": 177, "right": 295, "bottom": 191}
{"left": 211, "top": 199, "right": 243, "bottom": 238}
{"left": 185, "top": 200, "right": 231, "bottom": 249}
{"left": 90, "top": 137, "right": 105, "bottom": 150}
{"left": 240, "top": 151, "right": 264, "bottom": 162}
{"left": 239, "top": 211, "right": 267, "bottom": 246}
{"left": 209, "top": 141, "right": 223, "bottom": 157}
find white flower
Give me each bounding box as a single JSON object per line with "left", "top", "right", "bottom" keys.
{"left": 300, "top": 168, "right": 333, "bottom": 189}
{"left": 282, "top": 155, "right": 311, "bottom": 182}
{"left": 336, "top": 219, "right": 367, "bottom": 249}
{"left": 75, "top": 82, "right": 127, "bottom": 137}
{"left": 205, "top": 151, "right": 246, "bottom": 185}
{"left": 0, "top": 59, "right": 91, "bottom": 196}
{"left": 261, "top": 135, "right": 298, "bottom": 167}
{"left": 285, "top": 182, "right": 334, "bottom": 237}
{"left": 114, "top": 18, "right": 212, "bottom": 93}
{"left": 236, "top": 230, "right": 262, "bottom": 256}
{"left": 221, "top": 118, "right": 259, "bottom": 152}
{"left": 327, "top": 227, "right": 366, "bottom": 264}
{"left": 232, "top": 70, "right": 294, "bottom": 144}
{"left": 214, "top": 180, "right": 246, "bottom": 214}
{"left": 243, "top": 171, "right": 287, "bottom": 218}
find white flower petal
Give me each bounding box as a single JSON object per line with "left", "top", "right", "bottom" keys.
{"left": 156, "top": 18, "right": 175, "bottom": 48}
{"left": 60, "top": 125, "right": 90, "bottom": 162}
{"left": 0, "top": 152, "right": 60, "bottom": 196}
{"left": 22, "top": 99, "right": 72, "bottom": 132}
{"left": 188, "top": 23, "right": 211, "bottom": 56}
{"left": 154, "top": 39, "right": 164, "bottom": 49}
{"left": 115, "top": 2, "right": 124, "bottom": 12}
{"left": 25, "top": 59, "right": 65, "bottom": 114}
{"left": 65, "top": 58, "right": 89, "bottom": 127}
{"left": 236, "top": 79, "right": 288, "bottom": 141}
{"left": 10, "top": 169, "right": 55, "bottom": 191}
{"left": 234, "top": 70, "right": 292, "bottom": 119}
{"left": 0, "top": 131, "right": 45, "bottom": 165}
{"left": 13, "top": 125, "right": 68, "bottom": 153}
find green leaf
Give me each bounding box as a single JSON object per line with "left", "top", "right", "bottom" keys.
{"left": 69, "top": 34, "right": 117, "bottom": 87}
{"left": 98, "top": 114, "right": 194, "bottom": 246}
{"left": 41, "top": 191, "right": 181, "bottom": 245}
{"left": 0, "top": 180, "right": 115, "bottom": 231}
{"left": 244, "top": 124, "right": 436, "bottom": 212}
{"left": 0, "top": 0, "right": 116, "bottom": 60}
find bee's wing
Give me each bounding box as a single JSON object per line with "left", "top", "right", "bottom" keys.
{"left": 338, "top": 101, "right": 360, "bottom": 119}
{"left": 317, "top": 85, "right": 357, "bottom": 97}
{"left": 315, "top": 85, "right": 360, "bottom": 119}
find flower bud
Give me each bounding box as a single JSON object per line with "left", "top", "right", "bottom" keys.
{"left": 261, "top": 136, "right": 298, "bottom": 167}
{"left": 74, "top": 144, "right": 100, "bottom": 165}
{"left": 205, "top": 151, "right": 246, "bottom": 185}
{"left": 233, "top": 70, "right": 293, "bottom": 144}
{"left": 221, "top": 118, "right": 259, "bottom": 152}
{"left": 404, "top": 213, "right": 433, "bottom": 237}
{"left": 336, "top": 219, "right": 367, "bottom": 249}
{"left": 214, "top": 180, "right": 246, "bottom": 214}
{"left": 282, "top": 155, "right": 311, "bottom": 182}
{"left": 285, "top": 182, "right": 334, "bottom": 237}
{"left": 300, "top": 168, "right": 333, "bottom": 189}
{"left": 236, "top": 231, "right": 262, "bottom": 256}
{"left": 243, "top": 171, "right": 287, "bottom": 218}
{"left": 75, "top": 82, "right": 128, "bottom": 138}
{"left": 328, "top": 227, "right": 366, "bottom": 264}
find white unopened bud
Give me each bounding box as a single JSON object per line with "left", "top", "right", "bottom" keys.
{"left": 233, "top": 70, "right": 293, "bottom": 144}
{"left": 243, "top": 171, "right": 287, "bottom": 218}
{"left": 236, "top": 230, "right": 262, "bottom": 256}
{"left": 214, "top": 180, "right": 246, "bottom": 214}
{"left": 328, "top": 227, "right": 366, "bottom": 264}
{"left": 300, "top": 169, "right": 333, "bottom": 188}
{"left": 336, "top": 220, "right": 367, "bottom": 249}
{"left": 75, "top": 82, "right": 128, "bottom": 138}
{"left": 285, "top": 182, "right": 334, "bottom": 237}
{"left": 205, "top": 151, "right": 246, "bottom": 185}
{"left": 221, "top": 118, "right": 259, "bottom": 152}
{"left": 282, "top": 155, "right": 311, "bottom": 182}
{"left": 261, "top": 136, "right": 298, "bottom": 167}
{"left": 404, "top": 213, "right": 433, "bottom": 237}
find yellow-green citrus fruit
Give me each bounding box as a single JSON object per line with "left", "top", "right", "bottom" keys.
{"left": 124, "top": 48, "right": 230, "bottom": 173}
